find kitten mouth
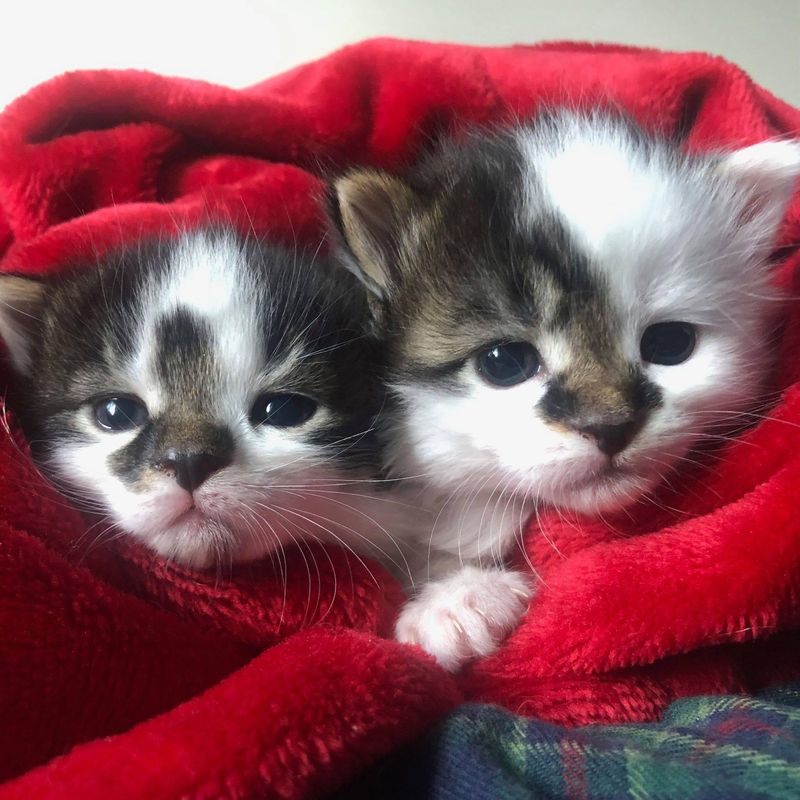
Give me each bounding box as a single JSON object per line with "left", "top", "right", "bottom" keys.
{"left": 550, "top": 458, "right": 658, "bottom": 513}
{"left": 556, "top": 460, "right": 640, "bottom": 496}
{"left": 174, "top": 507, "right": 206, "bottom": 526}
{"left": 168, "top": 502, "right": 220, "bottom": 530}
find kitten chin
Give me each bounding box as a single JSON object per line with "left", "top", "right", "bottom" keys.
{"left": 0, "top": 226, "right": 414, "bottom": 570}
{"left": 331, "top": 109, "right": 800, "bottom": 670}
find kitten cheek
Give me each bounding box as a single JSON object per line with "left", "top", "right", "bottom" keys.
{"left": 43, "top": 435, "right": 134, "bottom": 504}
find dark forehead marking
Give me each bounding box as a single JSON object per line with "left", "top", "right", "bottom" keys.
{"left": 522, "top": 212, "right": 597, "bottom": 299}
{"left": 407, "top": 125, "right": 609, "bottom": 336}
{"left": 154, "top": 306, "right": 215, "bottom": 392}
{"left": 417, "top": 128, "right": 527, "bottom": 259}
{"left": 374, "top": 128, "right": 621, "bottom": 380}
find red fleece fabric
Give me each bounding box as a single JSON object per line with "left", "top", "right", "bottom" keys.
{"left": 0, "top": 38, "right": 799, "bottom": 798}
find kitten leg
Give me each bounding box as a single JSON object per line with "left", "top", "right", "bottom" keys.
{"left": 394, "top": 564, "right": 533, "bottom": 672}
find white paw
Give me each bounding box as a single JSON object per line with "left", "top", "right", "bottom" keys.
{"left": 395, "top": 566, "right": 532, "bottom": 672}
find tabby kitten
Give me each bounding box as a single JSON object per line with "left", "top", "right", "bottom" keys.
{"left": 0, "top": 228, "right": 411, "bottom": 570}
{"left": 331, "top": 111, "right": 800, "bottom": 669}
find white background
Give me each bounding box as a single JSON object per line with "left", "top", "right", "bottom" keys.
{"left": 2, "top": 0, "right": 798, "bottom": 110}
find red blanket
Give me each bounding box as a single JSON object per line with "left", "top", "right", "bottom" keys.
{"left": 1, "top": 39, "right": 799, "bottom": 799}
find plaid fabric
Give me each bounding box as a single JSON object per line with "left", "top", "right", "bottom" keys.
{"left": 340, "top": 685, "right": 800, "bottom": 799}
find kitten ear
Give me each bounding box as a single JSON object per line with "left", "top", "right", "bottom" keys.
{"left": 329, "top": 169, "right": 421, "bottom": 299}
{"left": 0, "top": 275, "right": 47, "bottom": 375}
{"left": 717, "top": 140, "right": 800, "bottom": 237}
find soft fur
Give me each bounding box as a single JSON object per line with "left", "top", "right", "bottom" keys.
{"left": 1, "top": 39, "right": 800, "bottom": 799}
{"left": 332, "top": 112, "right": 800, "bottom": 669}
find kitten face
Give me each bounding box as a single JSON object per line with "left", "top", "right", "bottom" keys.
{"left": 0, "top": 229, "right": 383, "bottom": 567}
{"left": 332, "top": 113, "right": 800, "bottom": 514}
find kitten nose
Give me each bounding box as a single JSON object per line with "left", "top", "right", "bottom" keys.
{"left": 160, "top": 450, "right": 231, "bottom": 493}
{"left": 578, "top": 420, "right": 641, "bottom": 457}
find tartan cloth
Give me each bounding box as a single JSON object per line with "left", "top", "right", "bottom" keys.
{"left": 342, "top": 684, "right": 800, "bottom": 799}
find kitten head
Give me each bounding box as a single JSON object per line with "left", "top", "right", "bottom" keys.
{"left": 330, "top": 112, "right": 800, "bottom": 513}
{"left": 0, "top": 228, "right": 382, "bottom": 567}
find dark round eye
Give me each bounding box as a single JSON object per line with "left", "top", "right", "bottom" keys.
{"left": 641, "top": 322, "right": 697, "bottom": 365}
{"left": 249, "top": 393, "right": 318, "bottom": 428}
{"left": 476, "top": 342, "right": 541, "bottom": 387}
{"left": 94, "top": 396, "right": 149, "bottom": 432}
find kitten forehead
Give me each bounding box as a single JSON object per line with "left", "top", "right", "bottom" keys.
{"left": 156, "top": 231, "right": 262, "bottom": 359}
{"left": 160, "top": 231, "right": 252, "bottom": 318}
{"left": 521, "top": 130, "right": 665, "bottom": 254}
{"left": 515, "top": 116, "right": 712, "bottom": 271}
{"left": 129, "top": 232, "right": 261, "bottom": 416}
{"left": 27, "top": 227, "right": 377, "bottom": 444}
{"left": 513, "top": 114, "right": 778, "bottom": 327}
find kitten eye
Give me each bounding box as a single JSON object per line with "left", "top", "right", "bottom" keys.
{"left": 476, "top": 342, "right": 541, "bottom": 387}
{"left": 640, "top": 322, "right": 696, "bottom": 366}
{"left": 249, "top": 393, "right": 318, "bottom": 428}
{"left": 94, "top": 396, "right": 149, "bottom": 432}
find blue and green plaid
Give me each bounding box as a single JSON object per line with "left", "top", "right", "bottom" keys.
{"left": 341, "top": 684, "right": 800, "bottom": 799}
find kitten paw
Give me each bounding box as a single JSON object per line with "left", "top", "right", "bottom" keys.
{"left": 395, "top": 566, "right": 532, "bottom": 672}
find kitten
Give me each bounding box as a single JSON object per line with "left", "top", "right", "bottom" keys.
{"left": 0, "top": 227, "right": 411, "bottom": 571}
{"left": 330, "top": 111, "right": 800, "bottom": 670}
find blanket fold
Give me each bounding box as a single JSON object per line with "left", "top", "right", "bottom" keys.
{"left": 1, "top": 38, "right": 799, "bottom": 798}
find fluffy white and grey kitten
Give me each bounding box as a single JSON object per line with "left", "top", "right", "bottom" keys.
{"left": 0, "top": 228, "right": 412, "bottom": 570}
{"left": 331, "top": 111, "right": 800, "bottom": 670}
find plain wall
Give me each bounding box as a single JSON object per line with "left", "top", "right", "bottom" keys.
{"left": 2, "top": 1, "right": 798, "bottom": 110}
